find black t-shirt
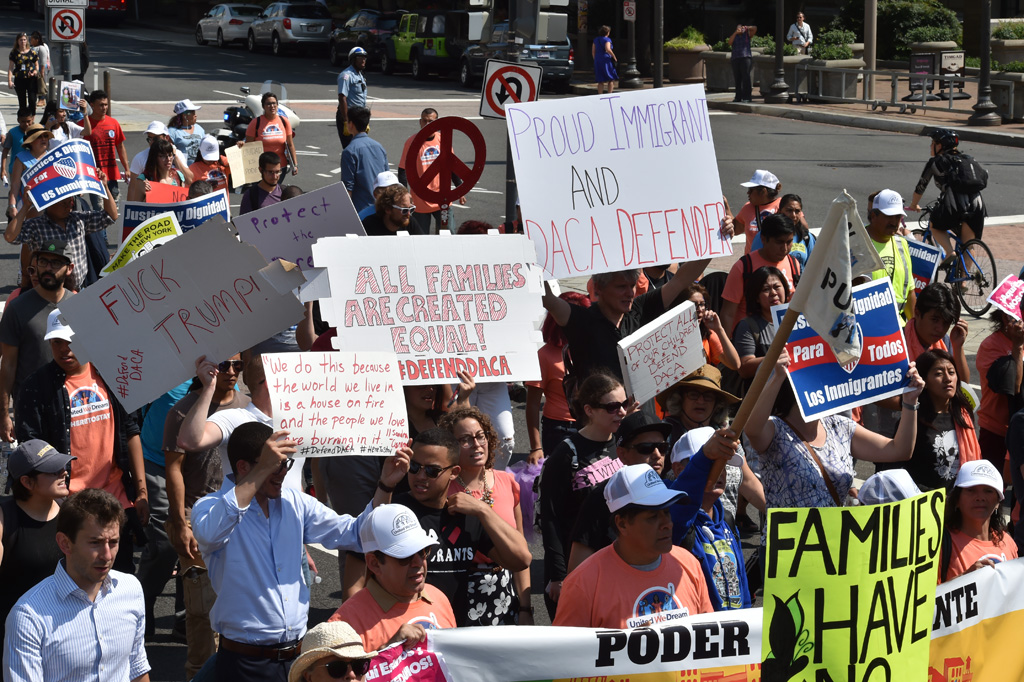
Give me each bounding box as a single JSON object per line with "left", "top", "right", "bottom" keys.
{"left": 570, "top": 478, "right": 614, "bottom": 554}
{"left": 908, "top": 412, "right": 959, "bottom": 491}
{"left": 563, "top": 290, "right": 666, "bottom": 381}
{"left": 362, "top": 212, "right": 425, "bottom": 236}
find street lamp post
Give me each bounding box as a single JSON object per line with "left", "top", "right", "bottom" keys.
{"left": 969, "top": 0, "right": 1001, "bottom": 126}
{"left": 765, "top": 0, "right": 789, "bottom": 102}
{"left": 620, "top": 4, "right": 643, "bottom": 89}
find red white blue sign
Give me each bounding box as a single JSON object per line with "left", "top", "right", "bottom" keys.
{"left": 908, "top": 237, "right": 943, "bottom": 293}
{"left": 21, "top": 139, "right": 106, "bottom": 211}
{"left": 772, "top": 279, "right": 911, "bottom": 421}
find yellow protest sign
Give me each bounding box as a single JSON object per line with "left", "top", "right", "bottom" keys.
{"left": 225, "top": 141, "right": 264, "bottom": 186}
{"left": 762, "top": 491, "right": 944, "bottom": 682}
{"left": 101, "top": 211, "right": 183, "bottom": 276}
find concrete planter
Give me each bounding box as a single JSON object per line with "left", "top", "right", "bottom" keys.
{"left": 909, "top": 40, "right": 959, "bottom": 57}
{"left": 753, "top": 54, "right": 813, "bottom": 96}
{"left": 805, "top": 58, "right": 865, "bottom": 99}
{"left": 849, "top": 42, "right": 864, "bottom": 59}
{"left": 666, "top": 44, "right": 711, "bottom": 83}
{"left": 992, "top": 39, "right": 1024, "bottom": 66}
{"left": 990, "top": 69, "right": 1024, "bottom": 121}
{"left": 701, "top": 51, "right": 735, "bottom": 91}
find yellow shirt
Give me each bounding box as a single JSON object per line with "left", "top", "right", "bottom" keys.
{"left": 870, "top": 235, "right": 913, "bottom": 321}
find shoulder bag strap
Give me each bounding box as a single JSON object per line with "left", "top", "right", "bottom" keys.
{"left": 781, "top": 417, "right": 842, "bottom": 507}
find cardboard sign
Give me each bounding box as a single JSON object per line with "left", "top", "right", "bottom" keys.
{"left": 20, "top": 139, "right": 106, "bottom": 210}
{"left": 145, "top": 182, "right": 189, "bottom": 205}
{"left": 225, "top": 141, "right": 264, "bottom": 187}
{"left": 616, "top": 301, "right": 703, "bottom": 404}
{"left": 312, "top": 233, "right": 545, "bottom": 385}
{"left": 234, "top": 182, "right": 364, "bottom": 270}
{"left": 763, "top": 492, "right": 943, "bottom": 682}
{"left": 264, "top": 351, "right": 408, "bottom": 457}
{"left": 987, "top": 274, "right": 1024, "bottom": 320}
{"left": 121, "top": 189, "right": 231, "bottom": 241}
{"left": 59, "top": 80, "right": 81, "bottom": 111}
{"left": 102, "top": 211, "right": 183, "bottom": 276}
{"left": 908, "top": 238, "right": 943, "bottom": 293}
{"left": 57, "top": 219, "right": 305, "bottom": 412}
{"left": 506, "top": 86, "right": 729, "bottom": 279}
{"left": 772, "top": 279, "right": 912, "bottom": 421}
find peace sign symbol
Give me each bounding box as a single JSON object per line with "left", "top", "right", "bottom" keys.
{"left": 404, "top": 117, "right": 487, "bottom": 206}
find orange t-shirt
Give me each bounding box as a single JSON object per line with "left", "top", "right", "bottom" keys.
{"left": 246, "top": 115, "right": 293, "bottom": 163}
{"left": 735, "top": 197, "right": 781, "bottom": 254}
{"left": 66, "top": 365, "right": 129, "bottom": 508}
{"left": 400, "top": 135, "right": 443, "bottom": 213}
{"left": 903, "top": 317, "right": 948, "bottom": 364}
{"left": 703, "top": 329, "right": 724, "bottom": 366}
{"left": 448, "top": 469, "right": 520, "bottom": 531}
{"left": 943, "top": 529, "right": 1018, "bottom": 583}
{"left": 553, "top": 545, "right": 713, "bottom": 629}
{"left": 976, "top": 332, "right": 1014, "bottom": 437}
{"left": 524, "top": 343, "right": 574, "bottom": 422}
{"left": 329, "top": 579, "right": 456, "bottom": 651}
{"left": 188, "top": 158, "right": 231, "bottom": 192}
{"left": 722, "top": 250, "right": 800, "bottom": 332}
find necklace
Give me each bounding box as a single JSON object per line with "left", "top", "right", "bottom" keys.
{"left": 457, "top": 472, "right": 494, "bottom": 507}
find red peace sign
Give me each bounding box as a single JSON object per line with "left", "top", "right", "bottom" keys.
{"left": 404, "top": 117, "right": 486, "bottom": 206}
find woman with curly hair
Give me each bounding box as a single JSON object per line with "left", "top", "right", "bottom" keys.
{"left": 941, "top": 460, "right": 1017, "bottom": 583}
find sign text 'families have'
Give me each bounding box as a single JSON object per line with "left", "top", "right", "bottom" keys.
{"left": 507, "top": 85, "right": 729, "bottom": 279}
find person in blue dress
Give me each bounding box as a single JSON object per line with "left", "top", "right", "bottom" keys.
{"left": 592, "top": 26, "right": 618, "bottom": 95}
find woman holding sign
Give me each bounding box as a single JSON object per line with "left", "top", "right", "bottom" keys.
{"left": 126, "top": 138, "right": 187, "bottom": 203}
{"left": 6, "top": 124, "right": 52, "bottom": 218}
{"left": 243, "top": 93, "right": 298, "bottom": 177}
{"left": 41, "top": 100, "right": 91, "bottom": 149}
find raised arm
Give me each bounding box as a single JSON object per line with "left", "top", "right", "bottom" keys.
{"left": 850, "top": 363, "right": 924, "bottom": 462}
{"left": 744, "top": 350, "right": 789, "bottom": 453}
{"left": 177, "top": 356, "right": 226, "bottom": 451}
{"left": 541, "top": 281, "right": 571, "bottom": 327}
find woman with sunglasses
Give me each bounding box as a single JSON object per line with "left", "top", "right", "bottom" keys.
{"left": 167, "top": 99, "right": 205, "bottom": 166}
{"left": 362, "top": 185, "right": 424, "bottom": 236}
{"left": 41, "top": 98, "right": 91, "bottom": 149}
{"left": 289, "top": 621, "right": 377, "bottom": 682}
{"left": 243, "top": 92, "right": 298, "bottom": 177}
{"left": 440, "top": 407, "right": 532, "bottom": 626}
{"left": 126, "top": 138, "right": 187, "bottom": 202}
{"left": 539, "top": 371, "right": 631, "bottom": 620}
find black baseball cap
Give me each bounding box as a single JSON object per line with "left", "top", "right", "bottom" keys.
{"left": 8, "top": 439, "right": 75, "bottom": 480}
{"left": 615, "top": 412, "right": 672, "bottom": 447}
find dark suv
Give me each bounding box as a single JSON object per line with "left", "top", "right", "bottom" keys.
{"left": 328, "top": 9, "right": 407, "bottom": 67}
{"left": 459, "top": 21, "right": 574, "bottom": 92}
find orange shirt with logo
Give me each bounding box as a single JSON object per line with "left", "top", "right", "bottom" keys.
{"left": 330, "top": 579, "right": 456, "bottom": 651}
{"left": 66, "top": 365, "right": 129, "bottom": 507}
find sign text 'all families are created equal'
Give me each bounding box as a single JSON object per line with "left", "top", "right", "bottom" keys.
{"left": 507, "top": 85, "right": 729, "bottom": 279}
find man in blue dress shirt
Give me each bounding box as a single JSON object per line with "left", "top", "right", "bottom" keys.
{"left": 340, "top": 106, "right": 388, "bottom": 215}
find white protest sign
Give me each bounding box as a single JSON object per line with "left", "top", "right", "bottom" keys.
{"left": 312, "top": 233, "right": 545, "bottom": 385}
{"left": 264, "top": 351, "right": 409, "bottom": 457}
{"left": 616, "top": 301, "right": 703, "bottom": 404}
{"left": 987, "top": 274, "right": 1024, "bottom": 320}
{"left": 506, "top": 85, "right": 730, "bottom": 279}
{"left": 58, "top": 219, "right": 305, "bottom": 411}
{"left": 226, "top": 141, "right": 263, "bottom": 186}
{"left": 234, "top": 182, "right": 364, "bottom": 269}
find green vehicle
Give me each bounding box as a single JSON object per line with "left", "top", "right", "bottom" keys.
{"left": 381, "top": 10, "right": 470, "bottom": 80}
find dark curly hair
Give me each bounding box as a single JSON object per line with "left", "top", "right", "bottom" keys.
{"left": 438, "top": 406, "right": 499, "bottom": 469}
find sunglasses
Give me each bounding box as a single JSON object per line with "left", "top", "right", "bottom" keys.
{"left": 322, "top": 658, "right": 372, "bottom": 678}
{"left": 684, "top": 390, "right": 717, "bottom": 403}
{"left": 391, "top": 548, "right": 429, "bottom": 566}
{"left": 593, "top": 399, "right": 630, "bottom": 413}
{"left": 276, "top": 458, "right": 295, "bottom": 474}
{"left": 408, "top": 461, "right": 454, "bottom": 479}
{"left": 394, "top": 205, "right": 416, "bottom": 216}
{"left": 631, "top": 441, "right": 669, "bottom": 455}
{"left": 218, "top": 360, "right": 243, "bottom": 373}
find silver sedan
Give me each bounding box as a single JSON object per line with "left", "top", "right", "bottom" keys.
{"left": 196, "top": 4, "right": 263, "bottom": 48}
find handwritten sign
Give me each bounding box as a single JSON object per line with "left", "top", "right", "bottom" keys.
{"left": 506, "top": 86, "right": 729, "bottom": 279}
{"left": 101, "top": 211, "right": 183, "bottom": 276}
{"left": 908, "top": 238, "right": 943, "bottom": 292}
{"left": 20, "top": 139, "right": 106, "bottom": 210}
{"left": 57, "top": 219, "right": 305, "bottom": 412}
{"left": 763, "top": 491, "right": 943, "bottom": 682}
{"left": 234, "top": 182, "right": 364, "bottom": 270}
{"left": 264, "top": 351, "right": 408, "bottom": 457}
{"left": 121, "top": 189, "right": 231, "bottom": 241}
{"left": 145, "top": 182, "right": 189, "bottom": 205}
{"left": 226, "top": 141, "right": 264, "bottom": 187}
{"left": 312, "top": 233, "right": 545, "bottom": 385}
{"left": 772, "top": 279, "right": 911, "bottom": 420}
{"left": 988, "top": 275, "right": 1024, "bottom": 320}
{"left": 616, "top": 301, "right": 703, "bottom": 404}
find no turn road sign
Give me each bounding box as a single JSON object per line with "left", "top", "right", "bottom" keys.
{"left": 480, "top": 60, "right": 543, "bottom": 120}
{"left": 49, "top": 7, "right": 85, "bottom": 42}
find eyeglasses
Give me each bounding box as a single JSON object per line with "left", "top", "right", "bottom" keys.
{"left": 322, "top": 659, "right": 372, "bottom": 678}
{"left": 264, "top": 101, "right": 278, "bottom": 108}
{"left": 263, "top": 168, "right": 283, "bottom": 176}
{"left": 631, "top": 441, "right": 669, "bottom": 455}
{"left": 408, "top": 461, "right": 454, "bottom": 479}
{"left": 218, "top": 360, "right": 243, "bottom": 373}
{"left": 684, "top": 390, "right": 717, "bottom": 403}
{"left": 593, "top": 399, "right": 630, "bottom": 413}
{"left": 457, "top": 432, "right": 488, "bottom": 448}
{"left": 276, "top": 458, "right": 295, "bottom": 474}
{"left": 35, "top": 256, "right": 69, "bottom": 271}
{"left": 394, "top": 204, "right": 416, "bottom": 215}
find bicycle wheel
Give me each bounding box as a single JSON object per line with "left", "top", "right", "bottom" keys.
{"left": 917, "top": 207, "right": 933, "bottom": 231}
{"left": 911, "top": 228, "right": 928, "bottom": 242}
{"left": 953, "top": 239, "right": 997, "bottom": 317}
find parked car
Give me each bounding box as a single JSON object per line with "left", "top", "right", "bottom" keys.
{"left": 248, "top": 1, "right": 334, "bottom": 56}
{"left": 459, "top": 21, "right": 574, "bottom": 93}
{"left": 196, "top": 4, "right": 263, "bottom": 48}
{"left": 381, "top": 10, "right": 470, "bottom": 80}
{"left": 328, "top": 9, "right": 406, "bottom": 67}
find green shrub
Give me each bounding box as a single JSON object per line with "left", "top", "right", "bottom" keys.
{"left": 762, "top": 40, "right": 800, "bottom": 57}
{"left": 711, "top": 39, "right": 731, "bottom": 52}
{"left": 750, "top": 34, "right": 775, "bottom": 49}
{"left": 665, "top": 26, "right": 707, "bottom": 51}
{"left": 906, "top": 25, "right": 962, "bottom": 45}
{"left": 827, "top": 0, "right": 960, "bottom": 60}
{"left": 993, "top": 22, "right": 1024, "bottom": 40}
{"left": 811, "top": 29, "right": 856, "bottom": 60}
{"left": 965, "top": 56, "right": 1003, "bottom": 70}
{"left": 1000, "top": 60, "right": 1024, "bottom": 73}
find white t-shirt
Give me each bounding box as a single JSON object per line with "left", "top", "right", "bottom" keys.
{"left": 48, "top": 121, "right": 85, "bottom": 149}
{"left": 129, "top": 146, "right": 189, "bottom": 176}
{"left": 206, "top": 403, "right": 304, "bottom": 491}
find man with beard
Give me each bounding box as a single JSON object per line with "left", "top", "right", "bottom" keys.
{"left": 0, "top": 240, "right": 75, "bottom": 442}
{"left": 864, "top": 189, "right": 915, "bottom": 322}
{"left": 360, "top": 185, "right": 424, "bottom": 236}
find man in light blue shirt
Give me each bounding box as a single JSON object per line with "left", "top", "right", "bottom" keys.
{"left": 4, "top": 488, "right": 151, "bottom": 682}
{"left": 192, "top": 422, "right": 408, "bottom": 682}
{"left": 336, "top": 47, "right": 368, "bottom": 148}
{"left": 341, "top": 107, "right": 388, "bottom": 215}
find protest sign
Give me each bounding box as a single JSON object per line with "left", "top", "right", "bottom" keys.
{"left": 368, "top": 643, "right": 451, "bottom": 682}
{"left": 987, "top": 274, "right": 1024, "bottom": 320}
{"left": 772, "top": 279, "right": 911, "bottom": 421}
{"left": 57, "top": 219, "right": 305, "bottom": 412}
{"left": 225, "top": 141, "right": 263, "bottom": 186}
{"left": 20, "top": 139, "right": 106, "bottom": 211}
{"left": 763, "top": 491, "right": 944, "bottom": 682}
{"left": 908, "top": 238, "right": 943, "bottom": 293}
{"left": 145, "top": 182, "right": 189, "bottom": 205}
{"left": 234, "top": 182, "right": 363, "bottom": 270}
{"left": 506, "top": 86, "right": 730, "bottom": 279}
{"left": 264, "top": 351, "right": 408, "bottom": 457}
{"left": 101, "top": 211, "right": 183, "bottom": 276}
{"left": 59, "top": 80, "right": 81, "bottom": 111}
{"left": 312, "top": 233, "right": 544, "bottom": 385}
{"left": 616, "top": 301, "right": 703, "bottom": 404}
{"left": 121, "top": 188, "right": 231, "bottom": 241}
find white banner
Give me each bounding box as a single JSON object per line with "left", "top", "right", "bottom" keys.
{"left": 507, "top": 86, "right": 730, "bottom": 279}
{"left": 616, "top": 301, "right": 703, "bottom": 404}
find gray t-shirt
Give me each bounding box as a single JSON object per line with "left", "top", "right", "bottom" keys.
{"left": 0, "top": 289, "right": 74, "bottom": 392}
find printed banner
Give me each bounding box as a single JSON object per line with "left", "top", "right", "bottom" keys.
{"left": 264, "top": 351, "right": 409, "bottom": 457}
{"left": 763, "top": 492, "right": 944, "bottom": 682}
{"left": 311, "top": 233, "right": 545, "bottom": 385}
{"left": 59, "top": 81, "right": 81, "bottom": 111}
{"left": 121, "top": 188, "right": 231, "bottom": 241}
{"left": 225, "top": 141, "right": 264, "bottom": 187}
{"left": 616, "top": 301, "right": 703, "bottom": 405}
{"left": 101, "top": 211, "right": 183, "bottom": 276}
{"left": 506, "top": 86, "right": 730, "bottom": 279}
{"left": 909, "top": 238, "right": 943, "bottom": 293}
{"left": 234, "top": 182, "right": 364, "bottom": 270}
{"left": 20, "top": 139, "right": 106, "bottom": 210}
{"left": 773, "top": 279, "right": 912, "bottom": 421}
{"left": 57, "top": 219, "right": 305, "bottom": 412}
{"left": 369, "top": 642, "right": 451, "bottom": 682}
{"left": 987, "top": 274, "right": 1024, "bottom": 320}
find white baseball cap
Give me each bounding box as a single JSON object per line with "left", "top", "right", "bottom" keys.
{"left": 670, "top": 426, "right": 743, "bottom": 467}
{"left": 145, "top": 121, "right": 169, "bottom": 137}
{"left": 199, "top": 135, "right": 220, "bottom": 162}
{"left": 373, "top": 171, "right": 400, "bottom": 191}
{"left": 173, "top": 99, "right": 202, "bottom": 115}
{"left": 604, "top": 464, "right": 688, "bottom": 513}
{"left": 740, "top": 169, "right": 780, "bottom": 189}
{"left": 954, "top": 460, "right": 1004, "bottom": 500}
{"left": 44, "top": 309, "right": 74, "bottom": 342}
{"left": 858, "top": 469, "right": 922, "bottom": 505}
{"left": 359, "top": 504, "right": 439, "bottom": 558}
{"left": 872, "top": 189, "right": 907, "bottom": 216}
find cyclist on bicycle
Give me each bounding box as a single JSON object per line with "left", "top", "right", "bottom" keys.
{"left": 907, "top": 128, "right": 987, "bottom": 266}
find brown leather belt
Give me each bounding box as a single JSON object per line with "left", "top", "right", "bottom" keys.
{"left": 219, "top": 636, "right": 302, "bottom": 661}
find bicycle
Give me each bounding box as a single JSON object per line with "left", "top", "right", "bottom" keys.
{"left": 911, "top": 200, "right": 997, "bottom": 317}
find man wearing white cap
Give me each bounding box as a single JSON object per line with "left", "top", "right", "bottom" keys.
{"left": 357, "top": 171, "right": 401, "bottom": 221}
{"left": 189, "top": 135, "right": 231, "bottom": 193}
{"left": 169, "top": 99, "right": 206, "bottom": 165}
{"left": 553, "top": 464, "right": 712, "bottom": 628}
{"left": 128, "top": 121, "right": 192, "bottom": 185}
{"left": 736, "top": 169, "right": 782, "bottom": 255}
{"left": 865, "top": 188, "right": 915, "bottom": 321}
{"left": 329, "top": 504, "right": 454, "bottom": 652}
{"left": 288, "top": 621, "right": 376, "bottom": 682}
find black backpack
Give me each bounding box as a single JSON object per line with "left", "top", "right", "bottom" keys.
{"left": 946, "top": 153, "right": 988, "bottom": 193}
